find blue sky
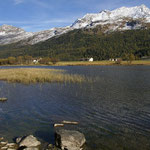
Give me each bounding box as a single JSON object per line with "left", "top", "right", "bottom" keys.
{"left": 0, "top": 0, "right": 150, "bottom": 32}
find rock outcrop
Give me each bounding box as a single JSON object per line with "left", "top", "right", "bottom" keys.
{"left": 16, "top": 135, "right": 41, "bottom": 150}
{"left": 0, "top": 129, "right": 86, "bottom": 150}
{"left": 55, "top": 129, "right": 86, "bottom": 150}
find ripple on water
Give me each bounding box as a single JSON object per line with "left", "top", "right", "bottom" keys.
{"left": 0, "top": 65, "right": 150, "bottom": 150}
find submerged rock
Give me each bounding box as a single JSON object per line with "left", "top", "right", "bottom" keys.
{"left": 54, "top": 124, "right": 64, "bottom": 128}
{"left": 18, "top": 135, "right": 41, "bottom": 148}
{"left": 0, "top": 98, "right": 8, "bottom": 102}
{"left": 61, "top": 121, "right": 79, "bottom": 125}
{"left": 55, "top": 129, "right": 86, "bottom": 150}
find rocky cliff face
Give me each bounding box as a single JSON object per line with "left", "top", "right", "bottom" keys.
{"left": 0, "top": 4, "right": 150, "bottom": 45}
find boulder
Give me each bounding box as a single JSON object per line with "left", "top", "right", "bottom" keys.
{"left": 55, "top": 129, "right": 86, "bottom": 150}
{"left": 19, "top": 135, "right": 41, "bottom": 148}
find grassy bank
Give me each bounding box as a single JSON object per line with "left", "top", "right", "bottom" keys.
{"left": 0, "top": 68, "right": 86, "bottom": 84}
{"left": 0, "top": 60, "right": 150, "bottom": 67}
{"left": 53, "top": 60, "right": 150, "bottom": 66}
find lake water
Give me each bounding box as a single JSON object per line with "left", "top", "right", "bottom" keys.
{"left": 0, "top": 66, "right": 150, "bottom": 150}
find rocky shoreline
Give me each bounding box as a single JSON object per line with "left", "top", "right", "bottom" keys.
{"left": 0, "top": 129, "right": 86, "bottom": 150}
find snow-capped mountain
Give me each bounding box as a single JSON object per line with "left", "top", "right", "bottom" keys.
{"left": 0, "top": 24, "right": 73, "bottom": 45}
{"left": 71, "top": 4, "right": 150, "bottom": 30}
{"left": 0, "top": 24, "right": 33, "bottom": 45}
{"left": 0, "top": 4, "right": 150, "bottom": 45}
{"left": 27, "top": 26, "right": 71, "bottom": 45}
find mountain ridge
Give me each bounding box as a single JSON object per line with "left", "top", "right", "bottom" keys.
{"left": 0, "top": 4, "right": 150, "bottom": 45}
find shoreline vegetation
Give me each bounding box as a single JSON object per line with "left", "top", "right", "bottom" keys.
{"left": 0, "top": 60, "right": 150, "bottom": 66}
{"left": 53, "top": 60, "right": 150, "bottom": 66}
{"left": 0, "top": 68, "right": 86, "bottom": 84}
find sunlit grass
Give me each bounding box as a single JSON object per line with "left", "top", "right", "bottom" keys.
{"left": 54, "top": 60, "right": 150, "bottom": 66}
{"left": 0, "top": 68, "right": 86, "bottom": 84}
{"left": 55, "top": 61, "right": 114, "bottom": 66}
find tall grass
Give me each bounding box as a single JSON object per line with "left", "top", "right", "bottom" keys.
{"left": 0, "top": 68, "right": 86, "bottom": 84}
{"left": 54, "top": 60, "right": 150, "bottom": 66}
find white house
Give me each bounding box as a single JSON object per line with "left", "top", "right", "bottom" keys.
{"left": 89, "top": 58, "right": 94, "bottom": 62}
{"left": 33, "top": 59, "right": 38, "bottom": 64}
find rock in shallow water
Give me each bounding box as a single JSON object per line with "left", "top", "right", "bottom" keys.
{"left": 55, "top": 129, "right": 86, "bottom": 150}
{"left": 19, "top": 135, "right": 41, "bottom": 148}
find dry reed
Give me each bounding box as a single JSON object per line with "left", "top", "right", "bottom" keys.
{"left": 0, "top": 68, "right": 86, "bottom": 84}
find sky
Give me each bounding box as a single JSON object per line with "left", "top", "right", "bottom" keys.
{"left": 0, "top": 0, "right": 150, "bottom": 32}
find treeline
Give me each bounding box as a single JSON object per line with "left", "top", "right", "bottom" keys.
{"left": 0, "top": 28, "right": 150, "bottom": 60}
{"left": 0, "top": 56, "right": 59, "bottom": 65}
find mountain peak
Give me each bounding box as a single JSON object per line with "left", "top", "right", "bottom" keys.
{"left": 137, "top": 4, "right": 150, "bottom": 13}
{"left": 71, "top": 4, "right": 150, "bottom": 29}
{"left": 139, "top": 4, "right": 148, "bottom": 9}
{"left": 0, "top": 24, "right": 24, "bottom": 32}
{"left": 99, "top": 9, "right": 110, "bottom": 13}
{"left": 1, "top": 24, "right": 14, "bottom": 29}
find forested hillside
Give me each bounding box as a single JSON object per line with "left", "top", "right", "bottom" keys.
{"left": 0, "top": 28, "right": 150, "bottom": 61}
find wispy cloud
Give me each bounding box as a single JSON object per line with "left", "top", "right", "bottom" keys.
{"left": 14, "top": 0, "right": 24, "bottom": 5}
{"left": 13, "top": 0, "right": 52, "bottom": 9}
{"left": 31, "top": 0, "right": 52, "bottom": 9}
{"left": 0, "top": 19, "right": 74, "bottom": 25}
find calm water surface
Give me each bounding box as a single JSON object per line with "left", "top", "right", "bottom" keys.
{"left": 0, "top": 66, "right": 150, "bottom": 150}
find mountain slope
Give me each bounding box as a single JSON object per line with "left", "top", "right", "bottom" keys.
{"left": 0, "top": 27, "right": 150, "bottom": 60}
{"left": 0, "top": 5, "right": 150, "bottom": 60}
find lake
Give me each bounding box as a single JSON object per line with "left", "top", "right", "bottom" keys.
{"left": 0, "top": 66, "right": 150, "bottom": 150}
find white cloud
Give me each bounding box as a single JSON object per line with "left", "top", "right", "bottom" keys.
{"left": 0, "top": 19, "right": 74, "bottom": 25}
{"left": 31, "top": 0, "right": 51, "bottom": 9}
{"left": 14, "top": 0, "right": 24, "bottom": 4}
{"left": 13, "top": 0, "right": 52, "bottom": 8}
